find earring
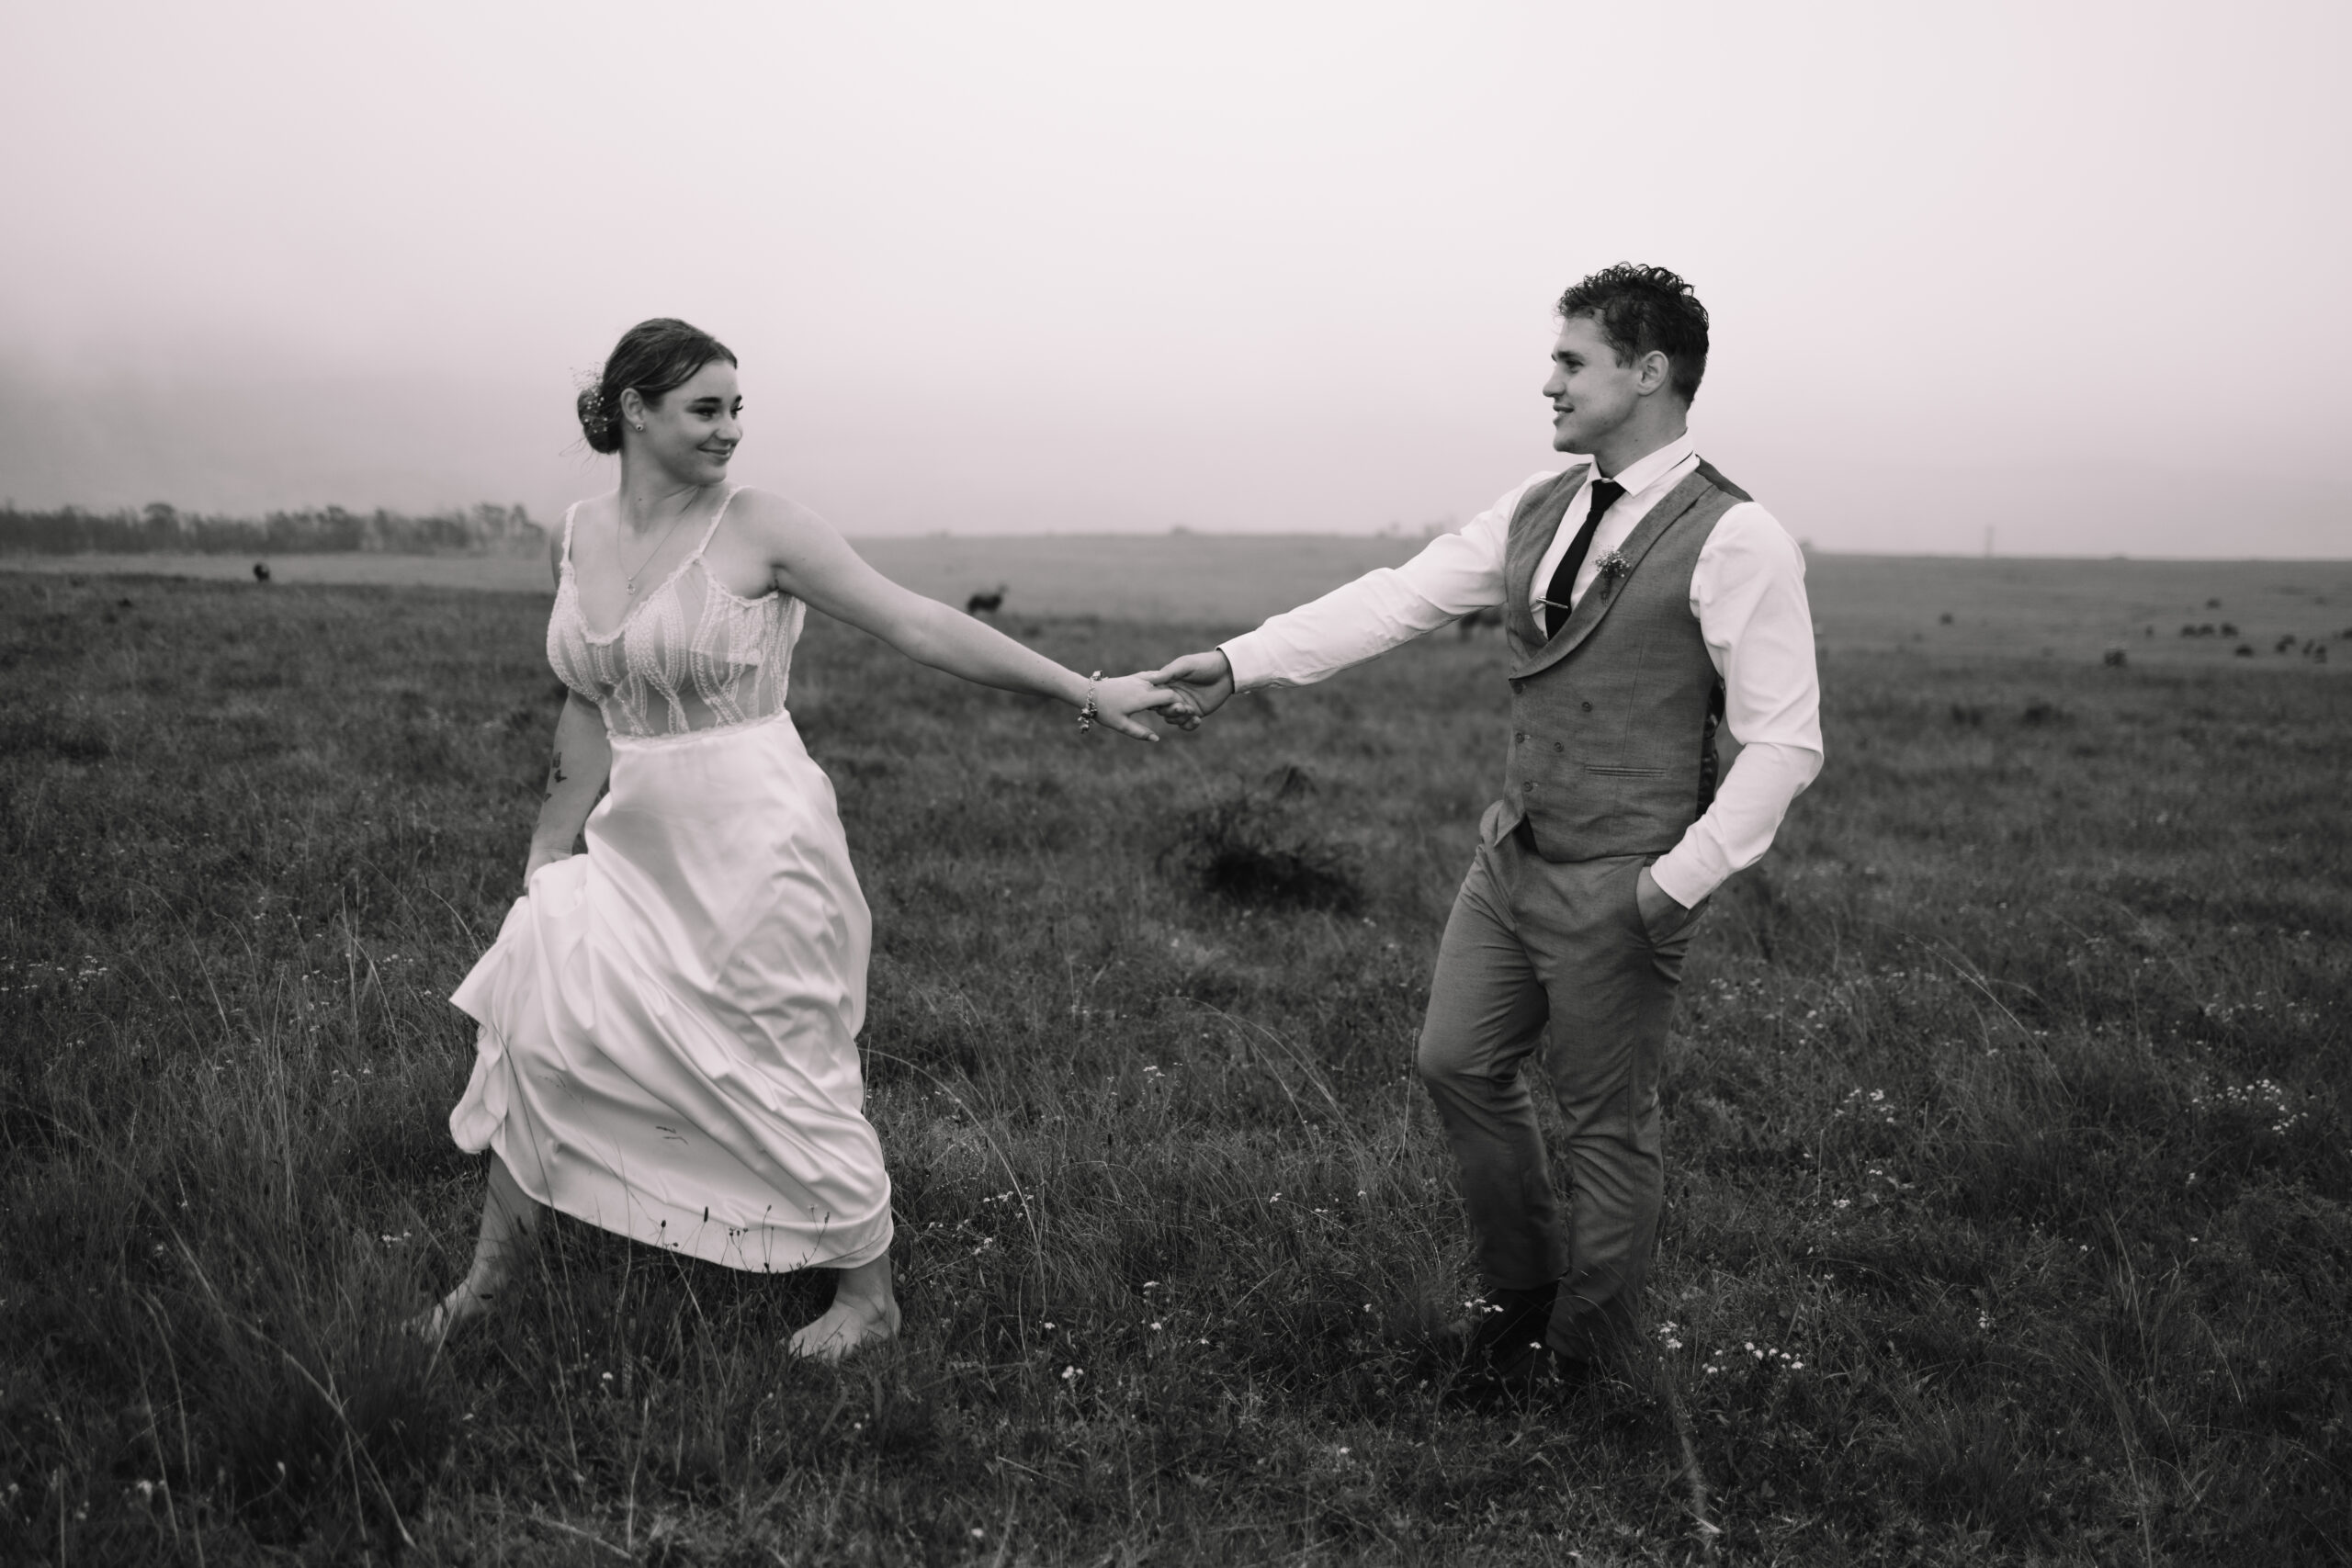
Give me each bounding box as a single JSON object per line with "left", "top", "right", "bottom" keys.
{"left": 630, "top": 423, "right": 645, "bottom": 432}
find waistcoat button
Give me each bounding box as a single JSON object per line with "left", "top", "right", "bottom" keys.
{"left": 1580, "top": 701, "right": 1593, "bottom": 712}
{"left": 1510, "top": 679, "right": 1525, "bottom": 694}
{"left": 1554, "top": 741, "right": 1564, "bottom": 752}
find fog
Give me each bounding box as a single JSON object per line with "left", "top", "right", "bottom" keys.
{"left": 3, "top": 0, "right": 2346, "bottom": 554}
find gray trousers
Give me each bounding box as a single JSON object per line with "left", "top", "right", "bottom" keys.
{"left": 1415, "top": 822, "right": 1698, "bottom": 1359}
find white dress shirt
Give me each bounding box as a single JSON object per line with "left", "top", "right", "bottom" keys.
{"left": 1219, "top": 431, "right": 1823, "bottom": 908}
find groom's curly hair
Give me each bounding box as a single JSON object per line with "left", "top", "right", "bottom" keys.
{"left": 1556, "top": 264, "right": 1710, "bottom": 403}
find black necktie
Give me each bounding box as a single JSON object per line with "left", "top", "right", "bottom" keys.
{"left": 1542, "top": 478, "right": 1623, "bottom": 638}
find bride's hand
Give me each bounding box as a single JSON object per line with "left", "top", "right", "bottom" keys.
{"left": 523, "top": 845, "right": 573, "bottom": 882}
{"left": 1087, "top": 673, "right": 1188, "bottom": 741}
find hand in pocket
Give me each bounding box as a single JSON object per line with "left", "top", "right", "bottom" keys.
{"left": 1635, "top": 864, "right": 1695, "bottom": 943}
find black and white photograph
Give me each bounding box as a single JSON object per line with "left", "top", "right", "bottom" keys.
{"left": 2, "top": 3, "right": 2346, "bottom": 1562}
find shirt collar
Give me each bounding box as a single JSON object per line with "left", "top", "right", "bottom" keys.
{"left": 1595, "top": 430, "right": 1699, "bottom": 498}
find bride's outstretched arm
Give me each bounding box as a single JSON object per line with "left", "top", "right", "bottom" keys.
{"left": 738, "top": 490, "right": 1182, "bottom": 741}
{"left": 524, "top": 692, "right": 611, "bottom": 878}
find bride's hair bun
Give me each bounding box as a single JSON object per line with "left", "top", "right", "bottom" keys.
{"left": 576, "top": 383, "right": 622, "bottom": 454}
{"left": 576, "top": 319, "right": 738, "bottom": 455}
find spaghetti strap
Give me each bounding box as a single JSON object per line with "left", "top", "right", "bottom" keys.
{"left": 691, "top": 486, "right": 743, "bottom": 560}
{"left": 560, "top": 501, "right": 584, "bottom": 567}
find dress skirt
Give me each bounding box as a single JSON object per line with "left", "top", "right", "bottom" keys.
{"left": 448, "top": 711, "right": 892, "bottom": 1271}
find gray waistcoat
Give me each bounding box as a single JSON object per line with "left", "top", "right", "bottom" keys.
{"left": 1491, "top": 459, "right": 1751, "bottom": 862}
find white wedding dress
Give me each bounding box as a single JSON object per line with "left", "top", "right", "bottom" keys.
{"left": 447, "top": 489, "right": 892, "bottom": 1272}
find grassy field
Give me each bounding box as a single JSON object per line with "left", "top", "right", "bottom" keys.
{"left": 8, "top": 544, "right": 2351, "bottom": 671}
{"left": 0, "top": 536, "right": 1441, "bottom": 628}
{"left": 1, "top": 570, "right": 2347, "bottom": 1564}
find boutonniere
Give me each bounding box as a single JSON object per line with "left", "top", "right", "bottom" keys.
{"left": 1594, "top": 550, "right": 1631, "bottom": 592}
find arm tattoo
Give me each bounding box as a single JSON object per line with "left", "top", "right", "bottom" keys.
{"left": 546, "top": 750, "right": 568, "bottom": 799}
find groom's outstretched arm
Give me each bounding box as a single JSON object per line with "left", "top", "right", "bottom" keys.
{"left": 1153, "top": 472, "right": 1555, "bottom": 721}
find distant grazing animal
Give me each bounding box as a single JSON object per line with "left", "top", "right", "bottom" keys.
{"left": 965, "top": 585, "right": 1007, "bottom": 616}
{"left": 252, "top": 562, "right": 271, "bottom": 583}
{"left": 1457, "top": 605, "right": 1505, "bottom": 639}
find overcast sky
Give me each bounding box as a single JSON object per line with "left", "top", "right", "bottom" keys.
{"left": 3, "top": 0, "right": 2346, "bottom": 554}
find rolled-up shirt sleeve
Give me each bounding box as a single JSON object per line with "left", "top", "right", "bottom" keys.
{"left": 1219, "top": 473, "right": 1553, "bottom": 691}
{"left": 1647, "top": 503, "right": 1825, "bottom": 908}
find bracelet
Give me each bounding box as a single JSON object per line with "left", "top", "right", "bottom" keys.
{"left": 1076, "top": 671, "right": 1103, "bottom": 734}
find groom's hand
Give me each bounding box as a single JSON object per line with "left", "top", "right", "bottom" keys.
{"left": 1635, "top": 865, "right": 1693, "bottom": 942}
{"left": 1147, "top": 650, "right": 1235, "bottom": 731}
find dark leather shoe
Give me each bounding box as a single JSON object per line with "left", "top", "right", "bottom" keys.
{"left": 1442, "top": 1345, "right": 1597, "bottom": 1413}
{"left": 1457, "top": 1281, "right": 1558, "bottom": 1367}
{"left": 1436, "top": 1280, "right": 1587, "bottom": 1412}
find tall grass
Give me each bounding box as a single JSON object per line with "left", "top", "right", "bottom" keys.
{"left": 2, "top": 572, "right": 2346, "bottom": 1563}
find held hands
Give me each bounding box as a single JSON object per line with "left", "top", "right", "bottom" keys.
{"left": 1084, "top": 673, "right": 1194, "bottom": 741}
{"left": 1069, "top": 649, "right": 1227, "bottom": 740}
{"left": 1142, "top": 649, "right": 1235, "bottom": 733}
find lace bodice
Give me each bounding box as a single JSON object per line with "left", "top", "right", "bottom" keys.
{"left": 547, "top": 489, "right": 804, "bottom": 741}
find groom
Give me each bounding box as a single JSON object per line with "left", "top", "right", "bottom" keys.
{"left": 1154, "top": 264, "right": 1823, "bottom": 1393}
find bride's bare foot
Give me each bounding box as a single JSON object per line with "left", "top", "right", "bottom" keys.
{"left": 786, "top": 1292, "right": 900, "bottom": 1362}
{"left": 407, "top": 1273, "right": 500, "bottom": 1348}
{"left": 787, "top": 1257, "right": 900, "bottom": 1362}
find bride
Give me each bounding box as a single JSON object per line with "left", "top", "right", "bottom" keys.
{"left": 421, "top": 318, "right": 1182, "bottom": 1359}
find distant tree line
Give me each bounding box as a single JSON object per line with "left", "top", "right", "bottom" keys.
{"left": 0, "top": 502, "right": 546, "bottom": 557}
